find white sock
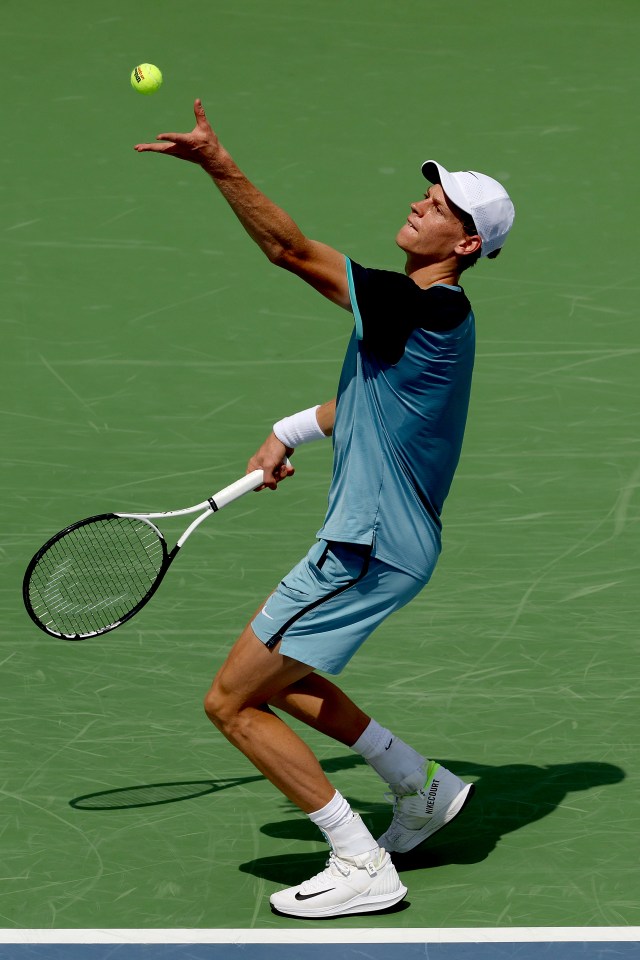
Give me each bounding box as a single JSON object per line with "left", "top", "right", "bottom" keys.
{"left": 351, "top": 719, "right": 427, "bottom": 795}
{"left": 308, "top": 790, "right": 377, "bottom": 858}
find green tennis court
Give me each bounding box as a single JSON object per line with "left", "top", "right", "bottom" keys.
{"left": 2, "top": 0, "right": 639, "bottom": 938}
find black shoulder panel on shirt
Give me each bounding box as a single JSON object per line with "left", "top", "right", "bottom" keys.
{"left": 416, "top": 284, "right": 472, "bottom": 331}
{"left": 349, "top": 261, "right": 472, "bottom": 365}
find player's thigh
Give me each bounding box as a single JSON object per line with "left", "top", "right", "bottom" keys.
{"left": 207, "top": 620, "right": 314, "bottom": 715}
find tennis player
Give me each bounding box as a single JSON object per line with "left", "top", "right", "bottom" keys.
{"left": 135, "top": 100, "right": 515, "bottom": 919}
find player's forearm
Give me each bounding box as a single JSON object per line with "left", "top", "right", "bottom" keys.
{"left": 316, "top": 399, "right": 336, "bottom": 437}
{"left": 273, "top": 399, "right": 335, "bottom": 448}
{"left": 202, "top": 149, "right": 307, "bottom": 264}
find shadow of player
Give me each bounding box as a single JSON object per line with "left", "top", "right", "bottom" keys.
{"left": 67, "top": 754, "right": 624, "bottom": 889}
{"left": 239, "top": 758, "right": 624, "bottom": 884}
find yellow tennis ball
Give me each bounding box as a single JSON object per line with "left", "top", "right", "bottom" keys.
{"left": 130, "top": 63, "right": 163, "bottom": 95}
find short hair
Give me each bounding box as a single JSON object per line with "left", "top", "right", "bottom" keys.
{"left": 458, "top": 211, "right": 501, "bottom": 272}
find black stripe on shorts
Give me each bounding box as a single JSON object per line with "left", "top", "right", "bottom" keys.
{"left": 264, "top": 543, "right": 371, "bottom": 650}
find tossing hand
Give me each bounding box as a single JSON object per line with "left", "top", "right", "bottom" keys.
{"left": 134, "top": 99, "right": 223, "bottom": 169}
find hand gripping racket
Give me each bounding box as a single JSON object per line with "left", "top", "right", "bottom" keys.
{"left": 23, "top": 469, "right": 269, "bottom": 640}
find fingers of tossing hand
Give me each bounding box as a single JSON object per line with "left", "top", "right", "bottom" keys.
{"left": 134, "top": 100, "right": 209, "bottom": 153}
{"left": 133, "top": 139, "right": 177, "bottom": 153}
{"left": 193, "top": 98, "right": 209, "bottom": 126}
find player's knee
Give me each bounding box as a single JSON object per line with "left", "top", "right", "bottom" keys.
{"left": 204, "top": 686, "right": 226, "bottom": 727}
{"left": 203, "top": 684, "right": 243, "bottom": 734}
{"left": 204, "top": 686, "right": 271, "bottom": 740}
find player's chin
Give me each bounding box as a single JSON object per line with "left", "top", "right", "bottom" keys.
{"left": 395, "top": 224, "right": 417, "bottom": 251}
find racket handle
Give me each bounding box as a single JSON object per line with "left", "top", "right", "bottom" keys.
{"left": 212, "top": 458, "right": 291, "bottom": 510}
{"left": 212, "top": 470, "right": 264, "bottom": 510}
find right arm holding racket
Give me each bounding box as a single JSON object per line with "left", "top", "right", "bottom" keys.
{"left": 248, "top": 399, "right": 336, "bottom": 490}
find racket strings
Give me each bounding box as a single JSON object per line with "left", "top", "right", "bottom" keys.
{"left": 27, "top": 517, "right": 165, "bottom": 637}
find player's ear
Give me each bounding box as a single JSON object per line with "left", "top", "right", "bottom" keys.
{"left": 455, "top": 234, "right": 482, "bottom": 257}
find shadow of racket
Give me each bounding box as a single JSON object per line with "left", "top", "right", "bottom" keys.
{"left": 69, "top": 776, "right": 264, "bottom": 811}
{"left": 68, "top": 755, "right": 366, "bottom": 811}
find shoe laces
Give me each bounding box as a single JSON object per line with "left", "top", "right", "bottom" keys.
{"left": 297, "top": 853, "right": 351, "bottom": 895}
{"left": 327, "top": 852, "right": 352, "bottom": 878}
{"left": 383, "top": 789, "right": 419, "bottom": 808}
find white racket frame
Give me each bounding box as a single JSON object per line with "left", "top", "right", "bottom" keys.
{"left": 24, "top": 464, "right": 290, "bottom": 640}
{"left": 116, "top": 468, "right": 266, "bottom": 548}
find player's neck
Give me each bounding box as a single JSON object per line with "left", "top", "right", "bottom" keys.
{"left": 404, "top": 257, "right": 461, "bottom": 290}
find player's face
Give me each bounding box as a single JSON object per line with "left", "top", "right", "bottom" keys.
{"left": 396, "top": 183, "right": 472, "bottom": 260}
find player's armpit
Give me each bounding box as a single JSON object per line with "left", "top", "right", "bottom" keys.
{"left": 276, "top": 241, "right": 352, "bottom": 311}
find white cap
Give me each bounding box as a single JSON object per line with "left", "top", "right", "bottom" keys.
{"left": 422, "top": 160, "right": 515, "bottom": 257}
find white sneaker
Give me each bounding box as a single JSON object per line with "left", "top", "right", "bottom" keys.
{"left": 377, "top": 762, "right": 474, "bottom": 854}
{"left": 270, "top": 847, "right": 407, "bottom": 918}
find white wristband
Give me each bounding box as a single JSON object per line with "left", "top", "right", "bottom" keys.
{"left": 273, "top": 405, "right": 326, "bottom": 448}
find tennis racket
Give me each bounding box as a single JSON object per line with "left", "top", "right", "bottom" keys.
{"left": 23, "top": 468, "right": 270, "bottom": 641}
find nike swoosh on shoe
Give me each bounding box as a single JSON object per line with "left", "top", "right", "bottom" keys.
{"left": 294, "top": 888, "right": 336, "bottom": 901}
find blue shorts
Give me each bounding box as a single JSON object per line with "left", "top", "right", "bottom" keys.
{"left": 251, "top": 540, "right": 427, "bottom": 675}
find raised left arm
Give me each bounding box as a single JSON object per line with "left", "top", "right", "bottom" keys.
{"left": 135, "top": 99, "right": 352, "bottom": 311}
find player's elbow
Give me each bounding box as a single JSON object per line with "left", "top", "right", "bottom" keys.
{"left": 267, "top": 243, "right": 303, "bottom": 270}
{"left": 266, "top": 231, "right": 313, "bottom": 270}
